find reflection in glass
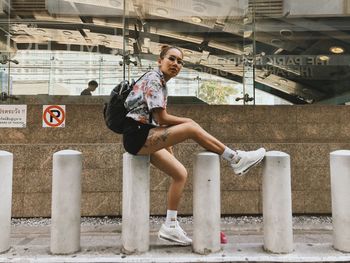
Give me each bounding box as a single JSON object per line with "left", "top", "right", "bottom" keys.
{"left": 0, "top": 0, "right": 348, "bottom": 104}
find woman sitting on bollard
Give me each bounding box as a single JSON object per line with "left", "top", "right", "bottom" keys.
{"left": 123, "top": 45, "right": 266, "bottom": 246}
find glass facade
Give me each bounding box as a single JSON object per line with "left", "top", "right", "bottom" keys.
{"left": 0, "top": 0, "right": 349, "bottom": 104}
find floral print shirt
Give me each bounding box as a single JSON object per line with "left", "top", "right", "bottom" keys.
{"left": 124, "top": 68, "right": 167, "bottom": 125}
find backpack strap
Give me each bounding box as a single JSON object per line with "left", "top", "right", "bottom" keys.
{"left": 130, "top": 71, "right": 150, "bottom": 87}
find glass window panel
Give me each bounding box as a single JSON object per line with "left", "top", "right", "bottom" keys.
{"left": 253, "top": 0, "right": 350, "bottom": 105}
{"left": 2, "top": 0, "right": 341, "bottom": 104}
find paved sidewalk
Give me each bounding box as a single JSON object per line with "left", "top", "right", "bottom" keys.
{"left": 1, "top": 218, "right": 350, "bottom": 263}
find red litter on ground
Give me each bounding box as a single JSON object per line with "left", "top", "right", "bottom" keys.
{"left": 221, "top": 231, "right": 228, "bottom": 244}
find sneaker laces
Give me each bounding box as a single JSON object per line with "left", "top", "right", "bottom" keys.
{"left": 232, "top": 150, "right": 241, "bottom": 164}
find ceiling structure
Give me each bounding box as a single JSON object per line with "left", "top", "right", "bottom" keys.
{"left": 1, "top": 0, "right": 350, "bottom": 104}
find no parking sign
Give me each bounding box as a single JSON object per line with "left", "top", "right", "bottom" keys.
{"left": 42, "top": 105, "right": 66, "bottom": 128}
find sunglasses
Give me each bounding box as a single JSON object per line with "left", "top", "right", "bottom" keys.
{"left": 165, "top": 55, "right": 184, "bottom": 66}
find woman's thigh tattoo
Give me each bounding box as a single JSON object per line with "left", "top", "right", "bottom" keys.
{"left": 144, "top": 128, "right": 170, "bottom": 148}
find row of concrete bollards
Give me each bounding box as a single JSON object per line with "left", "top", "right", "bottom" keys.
{"left": 121, "top": 150, "right": 350, "bottom": 255}
{"left": 0, "top": 150, "right": 82, "bottom": 255}
{"left": 0, "top": 149, "right": 350, "bottom": 255}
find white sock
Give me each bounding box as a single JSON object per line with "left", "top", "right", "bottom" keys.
{"left": 165, "top": 210, "right": 177, "bottom": 227}
{"left": 221, "top": 146, "right": 240, "bottom": 163}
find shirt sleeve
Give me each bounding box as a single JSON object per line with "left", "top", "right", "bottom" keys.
{"left": 144, "top": 78, "right": 167, "bottom": 111}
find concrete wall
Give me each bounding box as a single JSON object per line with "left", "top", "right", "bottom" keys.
{"left": 0, "top": 96, "right": 349, "bottom": 217}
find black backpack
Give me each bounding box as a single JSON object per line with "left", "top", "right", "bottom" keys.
{"left": 103, "top": 72, "right": 148, "bottom": 134}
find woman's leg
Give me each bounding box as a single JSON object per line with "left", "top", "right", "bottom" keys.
{"left": 151, "top": 148, "right": 187, "bottom": 210}
{"left": 151, "top": 148, "right": 192, "bottom": 245}
{"left": 138, "top": 120, "right": 266, "bottom": 176}
{"left": 138, "top": 121, "right": 225, "bottom": 155}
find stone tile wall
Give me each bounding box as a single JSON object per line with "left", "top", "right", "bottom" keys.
{"left": 0, "top": 97, "right": 348, "bottom": 217}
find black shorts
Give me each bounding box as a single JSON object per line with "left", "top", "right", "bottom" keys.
{"left": 123, "top": 118, "right": 155, "bottom": 155}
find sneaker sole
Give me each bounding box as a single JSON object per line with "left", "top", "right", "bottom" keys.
{"left": 236, "top": 154, "right": 265, "bottom": 176}
{"left": 158, "top": 233, "right": 192, "bottom": 246}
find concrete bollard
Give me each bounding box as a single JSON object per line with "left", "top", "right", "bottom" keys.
{"left": 50, "top": 150, "right": 82, "bottom": 255}
{"left": 0, "top": 151, "right": 13, "bottom": 253}
{"left": 330, "top": 150, "right": 350, "bottom": 252}
{"left": 122, "top": 153, "right": 150, "bottom": 254}
{"left": 262, "top": 151, "right": 293, "bottom": 254}
{"left": 193, "top": 152, "right": 221, "bottom": 254}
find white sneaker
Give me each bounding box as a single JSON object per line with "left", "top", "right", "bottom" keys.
{"left": 158, "top": 222, "right": 192, "bottom": 246}
{"left": 231, "top": 148, "right": 266, "bottom": 176}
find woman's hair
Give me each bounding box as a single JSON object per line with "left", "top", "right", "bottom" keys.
{"left": 159, "top": 45, "right": 183, "bottom": 59}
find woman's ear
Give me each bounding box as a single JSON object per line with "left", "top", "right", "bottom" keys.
{"left": 157, "top": 57, "right": 162, "bottom": 66}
